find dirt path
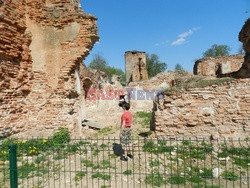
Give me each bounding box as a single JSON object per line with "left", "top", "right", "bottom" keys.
{"left": 85, "top": 109, "right": 152, "bottom": 139}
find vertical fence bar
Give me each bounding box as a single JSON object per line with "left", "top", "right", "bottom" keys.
{"left": 9, "top": 144, "right": 18, "bottom": 188}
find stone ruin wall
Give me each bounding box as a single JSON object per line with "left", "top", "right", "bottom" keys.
{"left": 151, "top": 18, "right": 250, "bottom": 139}
{"left": 0, "top": 0, "right": 99, "bottom": 137}
{"left": 236, "top": 18, "right": 250, "bottom": 78}
{"left": 125, "top": 51, "right": 148, "bottom": 84}
{"left": 193, "top": 55, "right": 244, "bottom": 77}
{"left": 194, "top": 18, "right": 250, "bottom": 79}
{"left": 152, "top": 79, "right": 250, "bottom": 139}
{"left": 127, "top": 71, "right": 192, "bottom": 112}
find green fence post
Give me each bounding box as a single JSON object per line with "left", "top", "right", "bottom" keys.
{"left": 9, "top": 144, "right": 18, "bottom": 188}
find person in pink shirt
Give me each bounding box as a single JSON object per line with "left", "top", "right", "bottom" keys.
{"left": 120, "top": 103, "right": 133, "bottom": 161}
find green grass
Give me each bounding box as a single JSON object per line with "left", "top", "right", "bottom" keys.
{"left": 93, "top": 149, "right": 100, "bottom": 156}
{"left": 123, "top": 170, "right": 132, "bottom": 175}
{"left": 145, "top": 173, "right": 165, "bottom": 187}
{"left": 218, "top": 146, "right": 249, "bottom": 158}
{"left": 18, "top": 162, "right": 36, "bottom": 178}
{"left": 164, "top": 77, "right": 235, "bottom": 96}
{"left": 81, "top": 159, "right": 114, "bottom": 170}
{"left": 135, "top": 111, "right": 152, "bottom": 127}
{"left": 93, "top": 160, "right": 113, "bottom": 169}
{"left": 222, "top": 171, "right": 238, "bottom": 181}
{"left": 149, "top": 160, "right": 161, "bottom": 167}
{"left": 193, "top": 185, "right": 220, "bottom": 188}
{"left": 100, "top": 185, "right": 110, "bottom": 188}
{"left": 53, "top": 151, "right": 67, "bottom": 160}
{"left": 143, "top": 140, "right": 174, "bottom": 154}
{"left": 66, "top": 143, "right": 81, "bottom": 153}
{"left": 200, "top": 168, "right": 213, "bottom": 179}
{"left": 108, "top": 153, "right": 117, "bottom": 158}
{"left": 34, "top": 155, "right": 48, "bottom": 164}
{"left": 81, "top": 159, "right": 94, "bottom": 167}
{"left": 188, "top": 175, "right": 204, "bottom": 183}
{"left": 233, "top": 157, "right": 250, "bottom": 168}
{"left": 167, "top": 175, "right": 186, "bottom": 185}
{"left": 0, "top": 128, "right": 71, "bottom": 159}
{"left": 92, "top": 173, "right": 111, "bottom": 180}
{"left": 98, "top": 126, "right": 113, "bottom": 134}
{"left": 99, "top": 143, "right": 108, "bottom": 148}
{"left": 18, "top": 162, "right": 48, "bottom": 179}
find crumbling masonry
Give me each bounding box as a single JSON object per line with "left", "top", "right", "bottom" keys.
{"left": 125, "top": 51, "right": 148, "bottom": 84}
{"left": 152, "top": 19, "right": 250, "bottom": 139}
{"left": 0, "top": 0, "right": 99, "bottom": 137}
{"left": 193, "top": 55, "right": 244, "bottom": 77}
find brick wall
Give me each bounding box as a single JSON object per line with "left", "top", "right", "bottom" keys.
{"left": 152, "top": 79, "right": 250, "bottom": 139}
{"left": 0, "top": 0, "right": 98, "bottom": 137}
{"left": 125, "top": 51, "right": 148, "bottom": 84}
{"left": 193, "top": 55, "right": 244, "bottom": 76}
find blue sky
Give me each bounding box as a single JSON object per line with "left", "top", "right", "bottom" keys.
{"left": 80, "top": 0, "right": 250, "bottom": 72}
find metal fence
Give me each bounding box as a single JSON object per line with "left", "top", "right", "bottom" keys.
{"left": 0, "top": 137, "right": 249, "bottom": 188}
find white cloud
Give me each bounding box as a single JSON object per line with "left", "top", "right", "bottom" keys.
{"left": 171, "top": 27, "right": 200, "bottom": 46}
{"left": 171, "top": 38, "right": 186, "bottom": 46}
{"left": 178, "top": 29, "right": 193, "bottom": 38}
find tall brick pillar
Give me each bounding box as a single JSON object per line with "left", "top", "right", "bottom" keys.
{"left": 125, "top": 51, "right": 148, "bottom": 84}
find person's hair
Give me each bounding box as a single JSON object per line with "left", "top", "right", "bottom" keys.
{"left": 123, "top": 103, "right": 130, "bottom": 110}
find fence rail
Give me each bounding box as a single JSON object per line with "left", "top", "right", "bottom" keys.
{"left": 0, "top": 137, "right": 249, "bottom": 188}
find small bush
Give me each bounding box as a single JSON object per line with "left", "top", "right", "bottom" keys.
{"left": 51, "top": 128, "right": 70, "bottom": 145}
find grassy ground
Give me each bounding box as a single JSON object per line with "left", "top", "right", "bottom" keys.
{"left": 164, "top": 77, "right": 235, "bottom": 96}
{"left": 0, "top": 127, "right": 249, "bottom": 188}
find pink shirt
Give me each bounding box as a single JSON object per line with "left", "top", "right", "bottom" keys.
{"left": 121, "top": 111, "right": 132, "bottom": 127}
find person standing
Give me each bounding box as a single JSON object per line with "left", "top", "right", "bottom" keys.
{"left": 120, "top": 103, "right": 133, "bottom": 161}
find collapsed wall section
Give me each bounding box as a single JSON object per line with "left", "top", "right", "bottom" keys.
{"left": 152, "top": 79, "right": 250, "bottom": 139}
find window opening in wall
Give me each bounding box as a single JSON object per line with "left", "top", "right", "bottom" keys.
{"left": 138, "top": 58, "right": 142, "bottom": 80}
{"left": 83, "top": 78, "right": 92, "bottom": 99}
{"left": 0, "top": 99, "right": 3, "bottom": 107}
